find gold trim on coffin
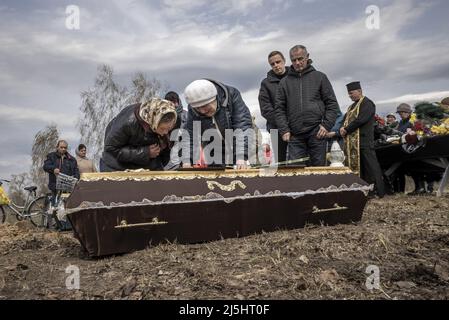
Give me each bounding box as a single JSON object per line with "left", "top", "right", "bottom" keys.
{"left": 80, "top": 167, "right": 353, "bottom": 182}
{"left": 207, "top": 180, "right": 247, "bottom": 192}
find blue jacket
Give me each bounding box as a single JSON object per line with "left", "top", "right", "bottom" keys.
{"left": 184, "top": 80, "right": 252, "bottom": 165}
{"left": 397, "top": 118, "right": 413, "bottom": 133}
{"left": 330, "top": 112, "right": 344, "bottom": 136}
{"left": 43, "top": 151, "right": 80, "bottom": 191}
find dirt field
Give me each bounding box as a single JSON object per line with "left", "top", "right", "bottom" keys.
{"left": 0, "top": 194, "right": 448, "bottom": 300}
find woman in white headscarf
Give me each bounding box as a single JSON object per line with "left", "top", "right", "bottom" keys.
{"left": 100, "top": 98, "right": 178, "bottom": 172}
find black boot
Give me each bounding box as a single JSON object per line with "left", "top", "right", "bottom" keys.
{"left": 427, "top": 182, "right": 434, "bottom": 194}
{"left": 408, "top": 175, "right": 426, "bottom": 195}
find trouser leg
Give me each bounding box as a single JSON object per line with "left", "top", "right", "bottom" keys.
{"left": 287, "top": 136, "right": 308, "bottom": 164}
{"left": 267, "top": 125, "right": 288, "bottom": 163}
{"left": 360, "top": 148, "right": 385, "bottom": 197}
{"left": 276, "top": 136, "right": 288, "bottom": 163}
{"left": 411, "top": 174, "right": 425, "bottom": 192}
{"left": 306, "top": 129, "right": 327, "bottom": 167}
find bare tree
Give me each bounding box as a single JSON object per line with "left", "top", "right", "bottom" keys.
{"left": 127, "top": 72, "right": 166, "bottom": 105}
{"left": 77, "top": 65, "right": 167, "bottom": 163}
{"left": 7, "top": 172, "right": 31, "bottom": 206}
{"left": 30, "top": 124, "right": 59, "bottom": 195}
{"left": 78, "top": 65, "right": 127, "bottom": 163}
{"left": 7, "top": 125, "right": 59, "bottom": 202}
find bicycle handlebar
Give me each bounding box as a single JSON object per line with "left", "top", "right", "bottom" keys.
{"left": 0, "top": 179, "right": 11, "bottom": 186}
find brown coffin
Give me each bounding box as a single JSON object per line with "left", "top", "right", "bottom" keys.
{"left": 66, "top": 167, "right": 371, "bottom": 257}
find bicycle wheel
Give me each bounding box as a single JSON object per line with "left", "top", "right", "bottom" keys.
{"left": 0, "top": 206, "right": 5, "bottom": 224}
{"left": 27, "top": 196, "right": 47, "bottom": 227}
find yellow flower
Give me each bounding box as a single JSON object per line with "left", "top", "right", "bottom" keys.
{"left": 431, "top": 124, "right": 449, "bottom": 135}
{"left": 410, "top": 113, "right": 417, "bottom": 124}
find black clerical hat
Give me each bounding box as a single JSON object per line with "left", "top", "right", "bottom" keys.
{"left": 346, "top": 81, "right": 362, "bottom": 92}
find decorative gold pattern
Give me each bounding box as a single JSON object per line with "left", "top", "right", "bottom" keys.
{"left": 206, "top": 180, "right": 247, "bottom": 192}
{"left": 343, "top": 97, "right": 365, "bottom": 176}
{"left": 80, "top": 167, "right": 353, "bottom": 182}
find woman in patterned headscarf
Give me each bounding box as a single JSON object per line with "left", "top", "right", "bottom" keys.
{"left": 100, "top": 98, "right": 178, "bottom": 172}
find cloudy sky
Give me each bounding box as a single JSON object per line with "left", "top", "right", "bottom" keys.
{"left": 1, "top": 0, "right": 449, "bottom": 181}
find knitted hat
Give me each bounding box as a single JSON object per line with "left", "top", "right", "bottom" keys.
{"left": 184, "top": 80, "right": 217, "bottom": 108}
{"left": 396, "top": 103, "right": 412, "bottom": 113}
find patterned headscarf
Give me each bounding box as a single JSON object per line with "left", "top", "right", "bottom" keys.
{"left": 139, "top": 98, "right": 177, "bottom": 132}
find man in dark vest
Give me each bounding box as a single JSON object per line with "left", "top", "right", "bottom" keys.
{"left": 340, "top": 81, "right": 385, "bottom": 198}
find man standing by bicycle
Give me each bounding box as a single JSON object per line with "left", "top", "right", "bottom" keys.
{"left": 43, "top": 140, "right": 79, "bottom": 229}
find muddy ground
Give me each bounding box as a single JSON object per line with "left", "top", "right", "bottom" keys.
{"left": 0, "top": 194, "right": 448, "bottom": 300}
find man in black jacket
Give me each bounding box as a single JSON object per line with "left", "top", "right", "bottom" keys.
{"left": 258, "top": 51, "right": 288, "bottom": 163}
{"left": 340, "top": 81, "right": 385, "bottom": 198}
{"left": 43, "top": 140, "right": 80, "bottom": 231}
{"left": 182, "top": 79, "right": 253, "bottom": 169}
{"left": 43, "top": 140, "right": 80, "bottom": 193}
{"left": 275, "top": 45, "right": 340, "bottom": 166}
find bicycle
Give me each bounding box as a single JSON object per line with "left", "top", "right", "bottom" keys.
{"left": 0, "top": 179, "right": 47, "bottom": 226}
{"left": 38, "top": 173, "right": 78, "bottom": 231}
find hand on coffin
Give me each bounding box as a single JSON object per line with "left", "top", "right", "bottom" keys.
{"left": 54, "top": 168, "right": 60, "bottom": 175}
{"left": 236, "top": 159, "right": 248, "bottom": 170}
{"left": 149, "top": 144, "right": 161, "bottom": 158}
{"left": 407, "top": 129, "right": 416, "bottom": 136}
{"left": 339, "top": 127, "right": 347, "bottom": 137}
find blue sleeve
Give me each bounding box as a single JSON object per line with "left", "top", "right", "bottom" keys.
{"left": 331, "top": 112, "right": 344, "bottom": 135}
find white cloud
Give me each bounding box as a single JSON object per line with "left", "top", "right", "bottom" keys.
{"left": 241, "top": 88, "right": 260, "bottom": 113}
{"left": 0, "top": 154, "right": 32, "bottom": 181}
{"left": 377, "top": 91, "right": 449, "bottom": 105}
{"left": 1, "top": 0, "right": 449, "bottom": 180}
{"left": 219, "top": 0, "right": 264, "bottom": 15}
{"left": 0, "top": 104, "right": 76, "bottom": 127}
{"left": 163, "top": 0, "right": 263, "bottom": 16}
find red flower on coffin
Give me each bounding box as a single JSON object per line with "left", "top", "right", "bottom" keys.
{"left": 375, "top": 114, "right": 385, "bottom": 126}
{"left": 413, "top": 121, "right": 424, "bottom": 131}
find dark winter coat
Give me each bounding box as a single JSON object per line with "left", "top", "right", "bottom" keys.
{"left": 43, "top": 152, "right": 80, "bottom": 191}
{"left": 275, "top": 64, "right": 340, "bottom": 136}
{"left": 185, "top": 80, "right": 253, "bottom": 165}
{"left": 175, "top": 103, "right": 187, "bottom": 129}
{"left": 397, "top": 118, "right": 413, "bottom": 133}
{"left": 258, "top": 70, "right": 287, "bottom": 128}
{"left": 343, "top": 97, "right": 376, "bottom": 149}
{"left": 100, "top": 104, "right": 171, "bottom": 172}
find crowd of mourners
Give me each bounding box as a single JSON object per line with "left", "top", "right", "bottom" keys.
{"left": 43, "top": 44, "right": 449, "bottom": 201}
